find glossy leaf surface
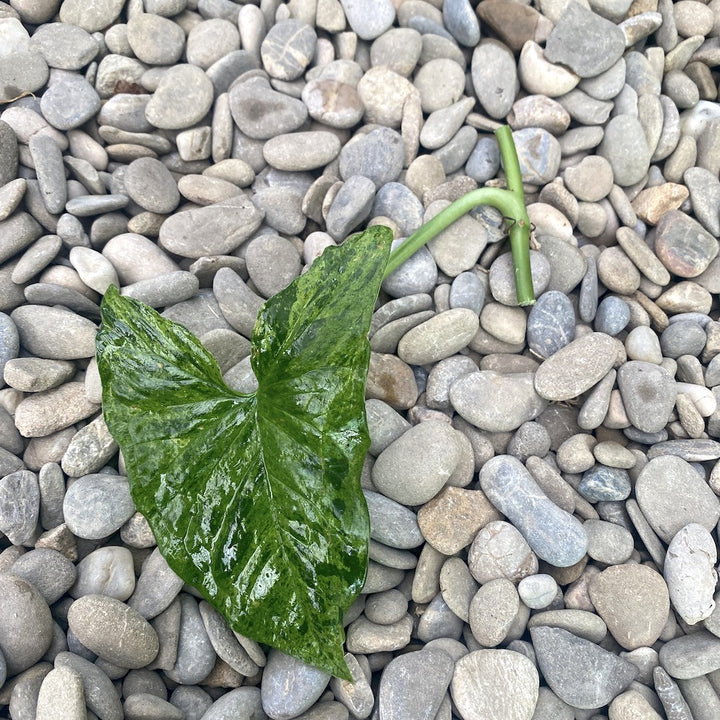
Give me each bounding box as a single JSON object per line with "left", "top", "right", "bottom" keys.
{"left": 96, "top": 227, "right": 392, "bottom": 678}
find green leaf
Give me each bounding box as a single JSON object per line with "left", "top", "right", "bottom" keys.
{"left": 96, "top": 227, "right": 392, "bottom": 679}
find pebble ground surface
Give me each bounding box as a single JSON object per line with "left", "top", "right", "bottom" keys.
{"left": 2, "top": 0, "right": 720, "bottom": 718}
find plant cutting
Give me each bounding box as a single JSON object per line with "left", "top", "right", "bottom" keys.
{"left": 95, "top": 125, "right": 534, "bottom": 681}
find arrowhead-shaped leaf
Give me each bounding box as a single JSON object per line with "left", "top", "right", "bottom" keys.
{"left": 96, "top": 227, "right": 392, "bottom": 679}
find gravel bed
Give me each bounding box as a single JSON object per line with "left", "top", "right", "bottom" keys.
{"left": 1, "top": 0, "right": 720, "bottom": 718}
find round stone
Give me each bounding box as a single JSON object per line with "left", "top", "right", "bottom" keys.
{"left": 451, "top": 649, "right": 539, "bottom": 720}
{"left": 263, "top": 131, "right": 341, "bottom": 171}
{"left": 635, "top": 456, "right": 720, "bottom": 543}
{"left": 526, "top": 290, "right": 576, "bottom": 358}
{"left": 469, "top": 579, "right": 520, "bottom": 647}
{"left": 655, "top": 210, "right": 719, "bottom": 278}
{"left": 72, "top": 546, "right": 136, "bottom": 601}
{"left": 616, "top": 361, "right": 677, "bottom": 434}
{"left": 261, "top": 19, "right": 316, "bottom": 80}
{"left": 261, "top": 650, "right": 330, "bottom": 718}
{"left": 145, "top": 64, "right": 214, "bottom": 130}
{"left": 534, "top": 333, "right": 619, "bottom": 401}
{"left": 518, "top": 574, "right": 558, "bottom": 610}
{"left": 450, "top": 371, "right": 547, "bottom": 433}
{"left": 471, "top": 39, "right": 519, "bottom": 119}
{"left": 67, "top": 595, "right": 159, "bottom": 668}
{"left": 40, "top": 75, "right": 101, "bottom": 130}
{"left": 302, "top": 78, "right": 364, "bottom": 129}
{"left": 664, "top": 523, "right": 718, "bottom": 625}
{"left": 340, "top": 0, "right": 395, "bottom": 40}
{"left": 598, "top": 115, "right": 652, "bottom": 186}
{"left": 468, "top": 520, "right": 538, "bottom": 584}
{"left": 372, "top": 421, "right": 463, "bottom": 505}
{"left": 126, "top": 13, "right": 186, "bottom": 65}
{"left": 63, "top": 474, "right": 136, "bottom": 540}
{"left": 513, "top": 128, "right": 562, "bottom": 184}
{"left": 414, "top": 58, "right": 465, "bottom": 113}
{"left": 0, "top": 574, "right": 53, "bottom": 675}
{"left": 564, "top": 156, "right": 614, "bottom": 202}
{"left": 123, "top": 157, "right": 180, "bottom": 214}
{"left": 378, "top": 648, "right": 454, "bottom": 720}
{"left": 397, "top": 308, "right": 479, "bottom": 365}
{"left": 187, "top": 19, "right": 240, "bottom": 70}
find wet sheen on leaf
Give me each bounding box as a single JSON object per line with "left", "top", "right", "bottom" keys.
{"left": 95, "top": 227, "right": 392, "bottom": 678}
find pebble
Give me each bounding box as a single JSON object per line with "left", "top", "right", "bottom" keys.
{"left": 450, "top": 371, "right": 547, "bottom": 433}
{"left": 617, "top": 361, "right": 677, "bottom": 434}
{"left": 480, "top": 456, "right": 587, "bottom": 568}
{"left": 544, "top": 2, "right": 625, "bottom": 78}
{"left": 123, "top": 157, "right": 180, "bottom": 214}
{"left": 598, "top": 115, "right": 652, "bottom": 186}
{"left": 418, "top": 486, "right": 502, "bottom": 555}
{"left": 39, "top": 74, "right": 100, "bottom": 131}
{"left": 128, "top": 547, "right": 185, "bottom": 619}
{"left": 468, "top": 519, "right": 538, "bottom": 584}
{"left": 261, "top": 19, "right": 316, "bottom": 80}
{"left": 264, "top": 131, "right": 341, "bottom": 172}
{"left": 526, "top": 290, "right": 575, "bottom": 358}
{"left": 67, "top": 594, "right": 159, "bottom": 668}
{"left": 372, "top": 420, "right": 462, "bottom": 505}
{"left": 535, "top": 332, "right": 618, "bottom": 401}
{"left": 518, "top": 41, "right": 580, "bottom": 98}
{"left": 578, "top": 466, "right": 632, "bottom": 502}
{"left": 664, "top": 522, "right": 717, "bottom": 625}
{"left": 471, "top": 40, "right": 519, "bottom": 120}
{"left": 531, "top": 626, "right": 637, "bottom": 709}
{"left": 55, "top": 651, "right": 124, "bottom": 720}
{"left": 0, "top": 573, "right": 53, "bottom": 674}
{"left": 659, "top": 630, "right": 720, "bottom": 679}
{"left": 378, "top": 648, "right": 454, "bottom": 719}
{"left": 11, "top": 548, "right": 76, "bottom": 605}
{"left": 364, "top": 490, "right": 423, "bottom": 549}
{"left": 72, "top": 546, "right": 136, "bottom": 600}
{"left": 518, "top": 574, "right": 558, "bottom": 610}
{"left": 451, "top": 649, "right": 539, "bottom": 720}
{"left": 634, "top": 456, "right": 720, "bottom": 543}
{"left": 655, "top": 210, "right": 719, "bottom": 278}
{"left": 339, "top": 127, "right": 404, "bottom": 185}
{"left": 35, "top": 666, "right": 86, "bottom": 720}
{"left": 62, "top": 473, "right": 136, "bottom": 540}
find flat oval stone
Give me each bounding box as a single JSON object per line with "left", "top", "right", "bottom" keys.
{"left": 123, "top": 157, "right": 180, "bottom": 214}
{"left": 103, "top": 233, "right": 179, "bottom": 283}
{"left": 72, "top": 546, "right": 136, "bottom": 601}
{"left": 578, "top": 466, "right": 631, "bottom": 502}
{"left": 635, "top": 456, "right": 720, "bottom": 543}
{"left": 588, "top": 565, "right": 669, "bottom": 650}
{"left": 339, "top": 126, "right": 405, "bottom": 185}
{"left": 544, "top": 1, "right": 625, "bottom": 78}
{"left": 128, "top": 547, "right": 184, "bottom": 619}
{"left": 364, "top": 490, "right": 424, "bottom": 549}
{"left": 145, "top": 64, "right": 214, "bottom": 130}
{"left": 0, "top": 574, "right": 53, "bottom": 675}
{"left": 340, "top": 0, "right": 395, "bottom": 39}
{"left": 11, "top": 548, "right": 76, "bottom": 605}
{"left": 655, "top": 209, "right": 719, "bottom": 278}
{"left": 260, "top": 19, "right": 316, "bottom": 80}
{"left": 40, "top": 75, "right": 100, "bottom": 130}
{"left": 159, "top": 195, "right": 264, "bottom": 259}
{"left": 418, "top": 487, "right": 502, "bottom": 555}
{"left": 659, "top": 630, "right": 720, "bottom": 679}
{"left": 479, "top": 455, "right": 587, "bottom": 568}
{"left": 616, "top": 361, "right": 677, "bottom": 433}
{"left": 55, "top": 651, "right": 124, "bottom": 720}
{"left": 0, "top": 469, "right": 39, "bottom": 545}
{"left": 468, "top": 520, "right": 538, "bottom": 584}
{"left": 14, "top": 382, "right": 100, "bottom": 437}
{"left": 450, "top": 371, "right": 547, "bottom": 433}
{"left": 165, "top": 594, "right": 216, "bottom": 685}
{"left": 126, "top": 13, "right": 185, "bottom": 65}
{"left": 263, "top": 131, "right": 341, "bottom": 171}
{"left": 11, "top": 304, "right": 96, "bottom": 359}
{"left": 63, "top": 473, "right": 136, "bottom": 540}
{"left": 664, "top": 523, "right": 717, "bottom": 625}
{"left": 471, "top": 39, "right": 519, "bottom": 119}
{"left": 530, "top": 626, "right": 637, "bottom": 709}
{"left": 67, "top": 595, "right": 159, "bottom": 668}
{"left": 373, "top": 421, "right": 462, "bottom": 505}
{"left": 513, "top": 128, "right": 561, "bottom": 184}
{"left": 451, "top": 649, "right": 539, "bottom": 720}
{"left": 397, "top": 308, "right": 479, "bottom": 365}
{"left": 261, "top": 649, "right": 330, "bottom": 718}
{"left": 378, "top": 648, "right": 454, "bottom": 720}
{"left": 526, "top": 290, "right": 575, "bottom": 358}
{"left": 469, "top": 578, "right": 520, "bottom": 647}
{"left": 598, "top": 115, "right": 652, "bottom": 186}
{"left": 229, "top": 77, "right": 308, "bottom": 140}
{"left": 534, "top": 333, "right": 618, "bottom": 401}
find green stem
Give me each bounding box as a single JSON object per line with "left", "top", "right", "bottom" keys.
{"left": 383, "top": 126, "right": 535, "bottom": 306}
